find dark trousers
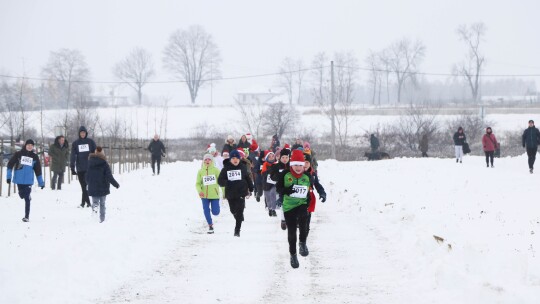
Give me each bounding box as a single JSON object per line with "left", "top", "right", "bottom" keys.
{"left": 51, "top": 171, "right": 64, "bottom": 189}
{"left": 253, "top": 173, "right": 263, "bottom": 198}
{"left": 151, "top": 155, "right": 162, "bottom": 174}
{"left": 527, "top": 147, "right": 538, "bottom": 169}
{"left": 228, "top": 197, "right": 246, "bottom": 232}
{"left": 17, "top": 184, "right": 32, "bottom": 219}
{"left": 284, "top": 204, "right": 309, "bottom": 255}
{"left": 306, "top": 212, "right": 312, "bottom": 238}
{"left": 77, "top": 171, "right": 90, "bottom": 206}
{"left": 485, "top": 151, "right": 494, "bottom": 166}
{"left": 421, "top": 152, "right": 428, "bottom": 157}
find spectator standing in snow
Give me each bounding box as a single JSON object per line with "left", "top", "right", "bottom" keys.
{"left": 6, "top": 139, "right": 45, "bottom": 222}
{"left": 70, "top": 126, "right": 96, "bottom": 208}
{"left": 482, "top": 127, "right": 498, "bottom": 168}
{"left": 453, "top": 127, "right": 466, "bottom": 163}
{"left": 147, "top": 134, "right": 166, "bottom": 176}
{"left": 195, "top": 153, "right": 221, "bottom": 234}
{"left": 522, "top": 120, "right": 540, "bottom": 174}
{"left": 86, "top": 147, "right": 120, "bottom": 223}
{"left": 49, "top": 135, "right": 69, "bottom": 190}
{"left": 276, "top": 149, "right": 312, "bottom": 269}
{"left": 222, "top": 135, "right": 237, "bottom": 155}
{"left": 218, "top": 149, "right": 254, "bottom": 237}
{"left": 370, "top": 134, "right": 380, "bottom": 154}
{"left": 419, "top": 134, "right": 429, "bottom": 157}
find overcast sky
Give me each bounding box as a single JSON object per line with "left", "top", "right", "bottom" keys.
{"left": 1, "top": 0, "right": 539, "bottom": 104}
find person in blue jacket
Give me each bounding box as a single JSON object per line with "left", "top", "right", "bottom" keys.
{"left": 70, "top": 126, "right": 96, "bottom": 208}
{"left": 6, "top": 139, "right": 45, "bottom": 222}
{"left": 85, "top": 146, "right": 120, "bottom": 223}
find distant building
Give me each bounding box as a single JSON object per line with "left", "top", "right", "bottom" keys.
{"left": 236, "top": 86, "right": 285, "bottom": 104}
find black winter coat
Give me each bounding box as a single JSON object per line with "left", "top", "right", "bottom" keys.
{"left": 269, "top": 161, "right": 289, "bottom": 183}
{"left": 218, "top": 159, "right": 254, "bottom": 199}
{"left": 85, "top": 153, "right": 119, "bottom": 197}
{"left": 70, "top": 127, "right": 96, "bottom": 172}
{"left": 148, "top": 140, "right": 166, "bottom": 157}
{"left": 453, "top": 132, "right": 466, "bottom": 146}
{"left": 522, "top": 127, "right": 540, "bottom": 148}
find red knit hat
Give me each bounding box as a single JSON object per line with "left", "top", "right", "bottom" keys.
{"left": 290, "top": 150, "right": 305, "bottom": 166}
{"left": 284, "top": 143, "right": 291, "bottom": 150}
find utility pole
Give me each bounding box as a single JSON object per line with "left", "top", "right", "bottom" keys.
{"left": 331, "top": 61, "right": 336, "bottom": 159}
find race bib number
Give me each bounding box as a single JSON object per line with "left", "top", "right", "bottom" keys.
{"left": 266, "top": 175, "right": 276, "bottom": 184}
{"left": 227, "top": 170, "right": 241, "bottom": 181}
{"left": 290, "top": 185, "right": 308, "bottom": 198}
{"left": 20, "top": 156, "right": 33, "bottom": 167}
{"left": 78, "top": 144, "right": 89, "bottom": 152}
{"left": 203, "top": 175, "right": 217, "bottom": 186}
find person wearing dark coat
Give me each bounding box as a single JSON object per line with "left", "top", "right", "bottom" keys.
{"left": 522, "top": 120, "right": 540, "bottom": 173}
{"left": 370, "top": 134, "right": 380, "bottom": 153}
{"left": 222, "top": 135, "right": 237, "bottom": 155}
{"left": 270, "top": 134, "right": 281, "bottom": 153}
{"left": 419, "top": 134, "right": 429, "bottom": 157}
{"left": 453, "top": 127, "right": 466, "bottom": 163}
{"left": 218, "top": 149, "right": 254, "bottom": 237}
{"left": 237, "top": 135, "right": 250, "bottom": 150}
{"left": 86, "top": 147, "right": 119, "bottom": 223}
{"left": 49, "top": 135, "right": 69, "bottom": 190}
{"left": 70, "top": 126, "right": 97, "bottom": 208}
{"left": 147, "top": 134, "right": 166, "bottom": 175}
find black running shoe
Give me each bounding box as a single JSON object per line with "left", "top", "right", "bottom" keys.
{"left": 208, "top": 225, "right": 214, "bottom": 234}
{"left": 299, "top": 242, "right": 309, "bottom": 257}
{"left": 281, "top": 220, "right": 287, "bottom": 230}
{"left": 22, "top": 217, "right": 29, "bottom": 222}
{"left": 290, "top": 254, "right": 299, "bottom": 268}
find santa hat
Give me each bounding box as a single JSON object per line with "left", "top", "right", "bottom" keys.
{"left": 284, "top": 143, "right": 291, "bottom": 150}
{"left": 246, "top": 133, "right": 253, "bottom": 143}
{"left": 250, "top": 140, "right": 259, "bottom": 152}
{"left": 290, "top": 150, "right": 305, "bottom": 166}
{"left": 237, "top": 148, "right": 246, "bottom": 159}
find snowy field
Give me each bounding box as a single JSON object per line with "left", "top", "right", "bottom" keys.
{"left": 14, "top": 106, "right": 536, "bottom": 140}
{"left": 1, "top": 155, "right": 539, "bottom": 304}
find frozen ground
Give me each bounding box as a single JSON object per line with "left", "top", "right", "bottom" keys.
{"left": 1, "top": 155, "right": 539, "bottom": 303}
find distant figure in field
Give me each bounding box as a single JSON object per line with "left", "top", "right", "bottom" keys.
{"left": 419, "top": 134, "right": 429, "bottom": 157}
{"left": 453, "top": 127, "right": 466, "bottom": 163}
{"left": 482, "top": 127, "right": 498, "bottom": 168}
{"left": 148, "top": 134, "right": 166, "bottom": 176}
{"left": 522, "top": 120, "right": 540, "bottom": 174}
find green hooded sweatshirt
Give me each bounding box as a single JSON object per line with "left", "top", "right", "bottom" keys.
{"left": 196, "top": 161, "right": 222, "bottom": 199}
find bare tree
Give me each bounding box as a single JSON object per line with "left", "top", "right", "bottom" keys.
{"left": 334, "top": 52, "right": 359, "bottom": 147}
{"left": 454, "top": 22, "right": 486, "bottom": 103}
{"left": 387, "top": 39, "right": 426, "bottom": 103}
{"left": 278, "top": 57, "right": 295, "bottom": 105}
{"left": 163, "top": 25, "right": 221, "bottom": 104}
{"left": 262, "top": 102, "right": 299, "bottom": 139}
{"left": 310, "top": 52, "right": 329, "bottom": 105}
{"left": 41, "top": 48, "right": 91, "bottom": 134}
{"left": 296, "top": 59, "right": 307, "bottom": 104}
{"left": 365, "top": 50, "right": 382, "bottom": 105}
{"left": 114, "top": 47, "right": 155, "bottom": 106}
{"left": 234, "top": 97, "right": 266, "bottom": 139}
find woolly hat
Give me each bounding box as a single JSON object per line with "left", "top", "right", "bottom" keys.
{"left": 264, "top": 151, "right": 275, "bottom": 161}
{"left": 226, "top": 135, "right": 234, "bottom": 142}
{"left": 25, "top": 139, "right": 35, "bottom": 146}
{"left": 529, "top": 120, "right": 535, "bottom": 124}
{"left": 203, "top": 153, "right": 213, "bottom": 161}
{"left": 303, "top": 141, "right": 311, "bottom": 149}
{"left": 236, "top": 148, "right": 246, "bottom": 159}
{"left": 229, "top": 149, "right": 241, "bottom": 159}
{"left": 207, "top": 143, "right": 217, "bottom": 154}
{"left": 280, "top": 148, "right": 291, "bottom": 157}
{"left": 290, "top": 150, "right": 305, "bottom": 166}
{"left": 284, "top": 143, "right": 291, "bottom": 150}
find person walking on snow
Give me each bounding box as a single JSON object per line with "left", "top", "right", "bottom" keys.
{"left": 276, "top": 149, "right": 313, "bottom": 269}
{"left": 85, "top": 146, "right": 120, "bottom": 223}
{"left": 218, "top": 149, "right": 254, "bottom": 237}
{"left": 196, "top": 153, "right": 222, "bottom": 234}
{"left": 70, "top": 126, "right": 96, "bottom": 208}
{"left": 453, "top": 127, "right": 466, "bottom": 163}
{"left": 419, "top": 134, "right": 429, "bottom": 157}
{"left": 482, "top": 127, "right": 498, "bottom": 168}
{"left": 261, "top": 151, "right": 278, "bottom": 217}
{"left": 148, "top": 134, "right": 166, "bottom": 175}
{"left": 6, "top": 139, "right": 45, "bottom": 222}
{"left": 49, "top": 135, "right": 69, "bottom": 190}
{"left": 522, "top": 119, "right": 540, "bottom": 173}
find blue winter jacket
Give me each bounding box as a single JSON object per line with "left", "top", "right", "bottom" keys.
{"left": 70, "top": 126, "right": 97, "bottom": 173}
{"left": 6, "top": 149, "right": 44, "bottom": 186}
{"left": 85, "top": 153, "right": 119, "bottom": 197}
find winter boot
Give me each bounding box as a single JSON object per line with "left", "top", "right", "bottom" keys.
{"left": 272, "top": 210, "right": 277, "bottom": 217}
{"left": 290, "top": 254, "right": 299, "bottom": 269}
{"left": 269, "top": 210, "right": 273, "bottom": 217}
{"left": 234, "top": 229, "right": 240, "bottom": 237}
{"left": 299, "top": 242, "right": 309, "bottom": 257}
{"left": 22, "top": 217, "right": 29, "bottom": 222}
{"left": 281, "top": 220, "right": 287, "bottom": 230}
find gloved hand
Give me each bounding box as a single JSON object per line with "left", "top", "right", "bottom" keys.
{"left": 320, "top": 193, "right": 327, "bottom": 203}
{"left": 71, "top": 169, "right": 77, "bottom": 175}
{"left": 284, "top": 186, "right": 294, "bottom": 195}
{"left": 115, "top": 184, "right": 120, "bottom": 189}
{"left": 276, "top": 197, "right": 283, "bottom": 207}
{"left": 161, "top": 153, "right": 166, "bottom": 158}
{"left": 6, "top": 179, "right": 11, "bottom": 184}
